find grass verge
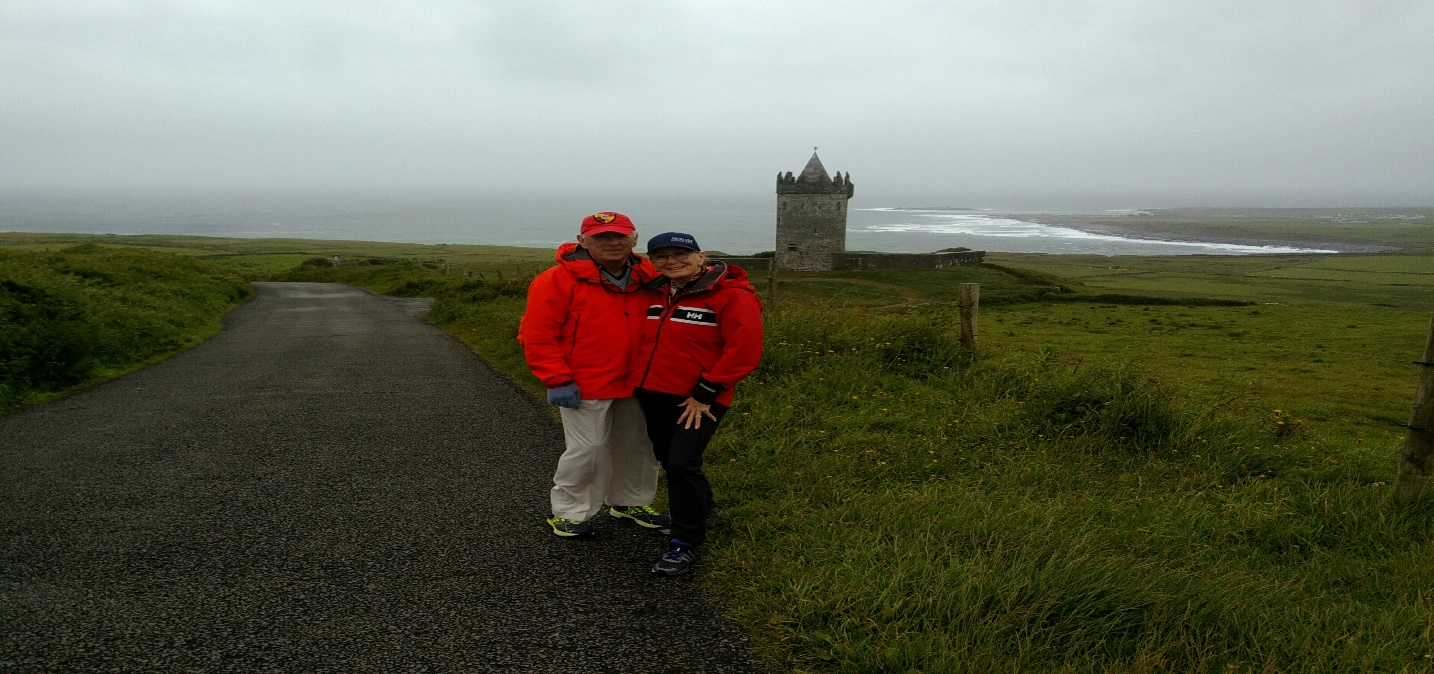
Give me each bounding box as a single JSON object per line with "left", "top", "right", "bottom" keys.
{"left": 0, "top": 245, "right": 251, "bottom": 412}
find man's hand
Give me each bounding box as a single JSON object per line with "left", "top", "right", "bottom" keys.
{"left": 547, "top": 383, "right": 582, "bottom": 409}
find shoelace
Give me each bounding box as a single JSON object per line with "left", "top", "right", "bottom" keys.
{"left": 617, "top": 505, "right": 660, "bottom": 518}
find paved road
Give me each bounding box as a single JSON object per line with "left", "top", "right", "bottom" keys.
{"left": 0, "top": 282, "right": 766, "bottom": 673}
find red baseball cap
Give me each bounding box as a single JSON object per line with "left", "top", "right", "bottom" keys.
{"left": 581, "top": 211, "right": 636, "bottom": 236}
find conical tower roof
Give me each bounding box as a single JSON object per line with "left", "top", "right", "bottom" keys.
{"left": 799, "top": 152, "right": 831, "bottom": 182}
{"left": 777, "top": 150, "right": 853, "bottom": 196}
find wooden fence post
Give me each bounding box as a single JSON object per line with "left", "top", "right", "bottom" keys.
{"left": 958, "top": 283, "right": 980, "bottom": 350}
{"left": 766, "top": 257, "right": 779, "bottom": 310}
{"left": 1394, "top": 314, "right": 1434, "bottom": 504}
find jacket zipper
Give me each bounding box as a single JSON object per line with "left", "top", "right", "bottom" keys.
{"left": 638, "top": 301, "right": 677, "bottom": 389}
{"left": 566, "top": 312, "right": 581, "bottom": 358}
{"left": 637, "top": 281, "right": 713, "bottom": 389}
{"left": 569, "top": 274, "right": 623, "bottom": 358}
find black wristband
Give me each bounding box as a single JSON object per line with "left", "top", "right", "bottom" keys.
{"left": 689, "top": 376, "right": 726, "bottom": 405}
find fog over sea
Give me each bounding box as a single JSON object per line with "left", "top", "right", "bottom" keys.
{"left": 0, "top": 189, "right": 1338, "bottom": 256}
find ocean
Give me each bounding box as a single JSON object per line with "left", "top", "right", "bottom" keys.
{"left": 0, "top": 189, "right": 1337, "bottom": 256}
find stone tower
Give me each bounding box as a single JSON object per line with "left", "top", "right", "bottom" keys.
{"left": 776, "top": 152, "right": 854, "bottom": 271}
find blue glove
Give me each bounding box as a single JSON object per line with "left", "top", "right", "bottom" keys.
{"left": 547, "top": 383, "right": 582, "bottom": 409}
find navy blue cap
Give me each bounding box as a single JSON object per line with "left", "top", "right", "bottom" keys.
{"left": 646, "top": 232, "right": 702, "bottom": 254}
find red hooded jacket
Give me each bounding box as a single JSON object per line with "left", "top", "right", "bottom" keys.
{"left": 634, "top": 262, "right": 764, "bottom": 407}
{"left": 518, "top": 243, "right": 659, "bottom": 400}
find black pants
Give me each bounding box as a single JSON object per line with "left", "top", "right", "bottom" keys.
{"left": 635, "top": 388, "right": 727, "bottom": 547}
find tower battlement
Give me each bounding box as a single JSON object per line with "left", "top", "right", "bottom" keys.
{"left": 776, "top": 169, "right": 855, "bottom": 196}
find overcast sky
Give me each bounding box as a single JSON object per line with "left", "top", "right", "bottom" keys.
{"left": 3, "top": 1, "right": 1432, "bottom": 206}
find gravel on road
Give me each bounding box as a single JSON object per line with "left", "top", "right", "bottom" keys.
{"left": 0, "top": 282, "right": 766, "bottom": 673}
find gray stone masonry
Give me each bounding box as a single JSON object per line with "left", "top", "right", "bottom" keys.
{"left": 832, "top": 251, "right": 985, "bottom": 270}
{"left": 776, "top": 152, "right": 853, "bottom": 271}
{"left": 706, "top": 257, "right": 770, "bottom": 270}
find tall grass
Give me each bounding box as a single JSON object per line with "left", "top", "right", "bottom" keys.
{"left": 707, "top": 306, "right": 1434, "bottom": 672}
{"left": 0, "top": 245, "right": 251, "bottom": 412}
{"left": 279, "top": 256, "right": 1434, "bottom": 671}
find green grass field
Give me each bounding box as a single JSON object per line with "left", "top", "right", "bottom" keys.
{"left": 5, "top": 229, "right": 1434, "bottom": 671}
{"left": 0, "top": 243, "right": 251, "bottom": 411}
{"left": 252, "top": 238, "right": 1434, "bottom": 672}
{"left": 1021, "top": 207, "right": 1434, "bottom": 251}
{"left": 1, "top": 232, "right": 553, "bottom": 278}
{"left": 987, "top": 250, "right": 1434, "bottom": 309}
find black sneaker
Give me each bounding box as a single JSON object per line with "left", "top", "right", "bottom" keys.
{"left": 609, "top": 505, "right": 671, "bottom": 532}
{"left": 651, "top": 541, "right": 698, "bottom": 576}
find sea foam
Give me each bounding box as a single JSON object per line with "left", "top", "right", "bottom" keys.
{"left": 852, "top": 209, "right": 1339, "bottom": 255}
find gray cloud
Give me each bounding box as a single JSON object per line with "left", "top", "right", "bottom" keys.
{"left": 3, "top": 0, "right": 1431, "bottom": 205}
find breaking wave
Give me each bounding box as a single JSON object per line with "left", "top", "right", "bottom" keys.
{"left": 853, "top": 210, "right": 1339, "bottom": 255}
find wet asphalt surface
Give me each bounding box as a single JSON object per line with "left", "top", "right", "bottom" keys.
{"left": 0, "top": 282, "right": 767, "bottom": 673}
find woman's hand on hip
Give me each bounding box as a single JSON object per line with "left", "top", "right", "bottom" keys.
{"left": 677, "top": 397, "right": 717, "bottom": 429}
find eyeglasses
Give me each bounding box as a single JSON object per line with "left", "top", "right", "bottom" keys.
{"left": 650, "top": 250, "right": 697, "bottom": 261}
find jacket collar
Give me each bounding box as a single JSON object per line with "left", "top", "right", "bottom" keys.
{"left": 555, "top": 242, "right": 655, "bottom": 285}
{"left": 643, "top": 260, "right": 729, "bottom": 296}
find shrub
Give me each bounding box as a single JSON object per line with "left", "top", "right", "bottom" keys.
{"left": 0, "top": 248, "right": 250, "bottom": 411}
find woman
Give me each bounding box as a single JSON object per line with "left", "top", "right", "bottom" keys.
{"left": 634, "top": 232, "right": 764, "bottom": 576}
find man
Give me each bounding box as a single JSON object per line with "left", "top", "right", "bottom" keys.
{"left": 518, "top": 212, "right": 670, "bottom": 537}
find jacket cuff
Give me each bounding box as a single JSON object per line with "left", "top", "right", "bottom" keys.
{"left": 549, "top": 379, "right": 575, "bottom": 389}
{"left": 690, "top": 376, "right": 726, "bottom": 405}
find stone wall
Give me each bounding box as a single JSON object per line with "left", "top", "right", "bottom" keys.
{"left": 707, "top": 257, "right": 770, "bottom": 271}
{"left": 708, "top": 251, "right": 985, "bottom": 271}
{"left": 831, "top": 250, "right": 985, "bottom": 270}
{"left": 775, "top": 192, "right": 849, "bottom": 271}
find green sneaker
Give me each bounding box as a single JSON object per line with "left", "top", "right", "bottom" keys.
{"left": 608, "top": 505, "right": 671, "bottom": 531}
{"left": 547, "top": 516, "right": 593, "bottom": 537}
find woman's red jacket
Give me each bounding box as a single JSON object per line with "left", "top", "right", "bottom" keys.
{"left": 633, "top": 261, "right": 764, "bottom": 407}
{"left": 518, "top": 242, "right": 659, "bottom": 400}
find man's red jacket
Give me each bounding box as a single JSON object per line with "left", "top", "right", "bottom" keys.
{"left": 634, "top": 261, "right": 764, "bottom": 407}
{"left": 518, "top": 242, "right": 659, "bottom": 400}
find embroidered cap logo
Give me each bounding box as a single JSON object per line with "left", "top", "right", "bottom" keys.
{"left": 592, "top": 212, "right": 616, "bottom": 224}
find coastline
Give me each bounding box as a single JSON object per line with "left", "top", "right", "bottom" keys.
{"left": 1010, "top": 213, "right": 1397, "bottom": 254}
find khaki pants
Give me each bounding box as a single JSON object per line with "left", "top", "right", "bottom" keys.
{"left": 551, "top": 397, "right": 658, "bottom": 522}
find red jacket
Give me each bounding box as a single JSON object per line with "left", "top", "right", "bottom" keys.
{"left": 518, "top": 243, "right": 659, "bottom": 400}
{"left": 634, "top": 262, "right": 764, "bottom": 407}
